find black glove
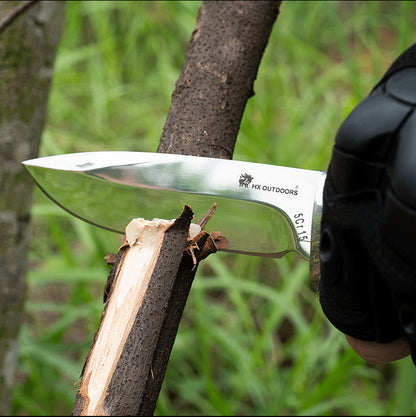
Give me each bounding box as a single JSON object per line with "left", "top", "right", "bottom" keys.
{"left": 319, "top": 43, "right": 416, "bottom": 364}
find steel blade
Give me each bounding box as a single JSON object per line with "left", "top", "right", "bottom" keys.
{"left": 23, "top": 152, "right": 326, "bottom": 287}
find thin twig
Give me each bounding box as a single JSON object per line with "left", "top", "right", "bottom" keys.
{"left": 196, "top": 203, "right": 217, "bottom": 230}
{"left": 0, "top": 0, "right": 41, "bottom": 35}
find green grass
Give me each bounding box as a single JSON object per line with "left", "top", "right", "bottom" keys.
{"left": 12, "top": 1, "right": 416, "bottom": 415}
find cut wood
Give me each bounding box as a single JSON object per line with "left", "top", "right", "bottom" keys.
{"left": 71, "top": 2, "right": 281, "bottom": 415}
{"left": 71, "top": 205, "right": 223, "bottom": 416}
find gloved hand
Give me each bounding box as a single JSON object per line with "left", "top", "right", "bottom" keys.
{"left": 319, "top": 43, "right": 416, "bottom": 364}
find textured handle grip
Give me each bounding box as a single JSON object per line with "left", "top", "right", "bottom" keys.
{"left": 319, "top": 43, "right": 416, "bottom": 363}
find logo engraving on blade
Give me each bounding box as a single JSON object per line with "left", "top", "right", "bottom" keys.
{"left": 239, "top": 173, "right": 254, "bottom": 188}
{"left": 238, "top": 173, "right": 299, "bottom": 196}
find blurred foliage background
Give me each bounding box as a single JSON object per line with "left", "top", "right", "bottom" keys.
{"left": 12, "top": 1, "right": 416, "bottom": 415}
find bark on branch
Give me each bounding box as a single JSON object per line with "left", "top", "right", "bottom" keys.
{"left": 158, "top": 0, "right": 282, "bottom": 158}
{"left": 72, "top": 1, "right": 281, "bottom": 415}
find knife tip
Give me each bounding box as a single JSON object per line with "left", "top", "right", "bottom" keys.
{"left": 21, "top": 156, "right": 41, "bottom": 166}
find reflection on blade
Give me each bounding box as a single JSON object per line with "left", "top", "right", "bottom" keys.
{"left": 23, "top": 151, "right": 326, "bottom": 261}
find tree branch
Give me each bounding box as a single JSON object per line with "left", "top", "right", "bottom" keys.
{"left": 157, "top": 0, "right": 282, "bottom": 158}
{"left": 71, "top": 2, "right": 282, "bottom": 415}
{"left": 0, "top": 1, "right": 41, "bottom": 35}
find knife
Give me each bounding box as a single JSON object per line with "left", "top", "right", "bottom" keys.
{"left": 22, "top": 42, "right": 416, "bottom": 363}
{"left": 22, "top": 151, "right": 326, "bottom": 291}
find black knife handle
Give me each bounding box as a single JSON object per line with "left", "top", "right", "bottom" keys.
{"left": 319, "top": 43, "right": 416, "bottom": 363}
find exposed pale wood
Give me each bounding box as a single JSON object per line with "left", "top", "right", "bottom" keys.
{"left": 79, "top": 218, "right": 174, "bottom": 415}
{"left": 72, "top": 206, "right": 203, "bottom": 416}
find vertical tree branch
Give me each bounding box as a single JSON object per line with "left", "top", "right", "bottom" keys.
{"left": 72, "top": 1, "right": 281, "bottom": 415}
{"left": 158, "top": 0, "right": 282, "bottom": 158}
{"left": 148, "top": 0, "right": 282, "bottom": 412}
{"left": 145, "top": 0, "right": 282, "bottom": 413}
